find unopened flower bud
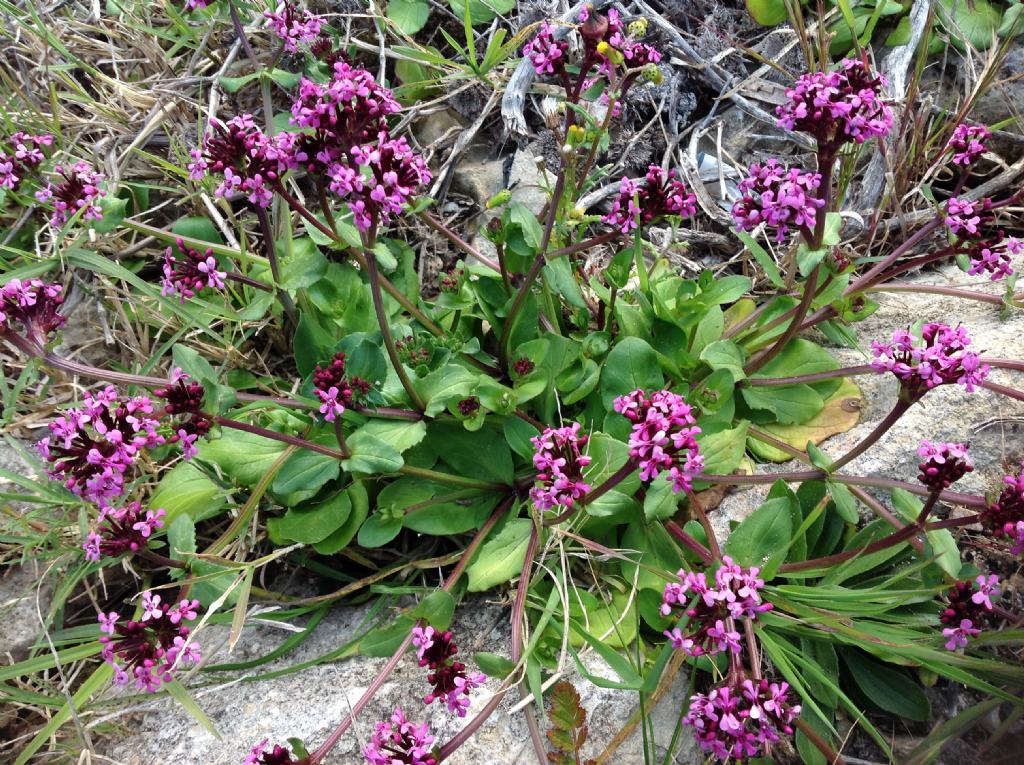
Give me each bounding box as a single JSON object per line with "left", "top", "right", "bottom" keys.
{"left": 566, "top": 124, "right": 586, "bottom": 147}
{"left": 596, "top": 41, "right": 624, "bottom": 66}
{"left": 569, "top": 207, "right": 585, "bottom": 221}
{"left": 579, "top": 11, "right": 609, "bottom": 43}
{"left": 486, "top": 189, "right": 512, "bottom": 209}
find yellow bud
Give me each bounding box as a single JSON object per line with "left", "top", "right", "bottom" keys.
{"left": 486, "top": 189, "right": 512, "bottom": 210}
{"left": 642, "top": 63, "right": 663, "bottom": 85}
{"left": 596, "top": 41, "right": 625, "bottom": 66}
{"left": 569, "top": 207, "right": 585, "bottom": 221}
{"left": 567, "top": 124, "right": 586, "bottom": 147}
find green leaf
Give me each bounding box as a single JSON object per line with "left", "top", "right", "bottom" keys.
{"left": 891, "top": 488, "right": 962, "bottom": 577}
{"left": 724, "top": 491, "right": 793, "bottom": 578}
{"left": 998, "top": 3, "right": 1024, "bottom": 38}
{"left": 272, "top": 447, "right": 341, "bottom": 498}
{"left": 828, "top": 481, "right": 860, "bottom": 523}
{"left": 742, "top": 384, "right": 824, "bottom": 424}
{"left": 412, "top": 590, "right": 456, "bottom": 630}
{"left": 356, "top": 420, "right": 427, "bottom": 454}
{"left": 167, "top": 513, "right": 197, "bottom": 559}
{"left": 567, "top": 619, "right": 644, "bottom": 690}
{"left": 842, "top": 650, "right": 931, "bottom": 722}
{"left": 418, "top": 363, "right": 478, "bottom": 416}
{"left": 746, "top": 0, "right": 788, "bottom": 26}
{"left": 388, "top": 0, "right": 430, "bottom": 34}
{"left": 165, "top": 679, "right": 221, "bottom": 739}
{"left": 278, "top": 237, "right": 327, "bottom": 291}
{"left": 696, "top": 421, "right": 750, "bottom": 475}
{"left": 700, "top": 339, "right": 746, "bottom": 382}
{"left": 342, "top": 431, "right": 404, "bottom": 474}
{"left": 751, "top": 339, "right": 840, "bottom": 382}
{"left": 643, "top": 474, "right": 680, "bottom": 521}
{"left": 474, "top": 651, "right": 516, "bottom": 679}
{"left": 357, "top": 511, "right": 404, "bottom": 547}
{"left": 466, "top": 518, "right": 532, "bottom": 592}
{"left": 734, "top": 228, "right": 784, "bottom": 287}
{"left": 448, "top": 0, "right": 515, "bottom": 27}
{"left": 267, "top": 489, "right": 351, "bottom": 544}
{"left": 428, "top": 421, "right": 514, "bottom": 484}
{"left": 199, "top": 428, "right": 289, "bottom": 487}
{"left": 938, "top": 0, "right": 1002, "bottom": 51}
{"left": 150, "top": 461, "right": 226, "bottom": 524}
{"left": 600, "top": 337, "right": 664, "bottom": 408}
{"left": 313, "top": 482, "right": 368, "bottom": 554}
{"left": 218, "top": 72, "right": 260, "bottom": 93}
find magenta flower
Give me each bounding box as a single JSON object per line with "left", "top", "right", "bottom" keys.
{"left": 264, "top": 2, "right": 322, "bottom": 54}
{"left": 411, "top": 625, "right": 486, "bottom": 717}
{"left": 776, "top": 58, "right": 893, "bottom": 148}
{"left": 0, "top": 131, "right": 53, "bottom": 190}
{"left": 38, "top": 386, "right": 165, "bottom": 503}
{"left": 523, "top": 21, "right": 568, "bottom": 76}
{"left": 603, "top": 165, "right": 696, "bottom": 234}
{"left": 35, "top": 161, "right": 105, "bottom": 227}
{"left": 153, "top": 368, "right": 211, "bottom": 459}
{"left": 964, "top": 236, "right": 1020, "bottom": 281}
{"left": 614, "top": 389, "right": 702, "bottom": 494}
{"left": 983, "top": 464, "right": 1024, "bottom": 548}
{"left": 311, "top": 352, "right": 371, "bottom": 422}
{"left": 183, "top": 0, "right": 210, "bottom": 10}
{"left": 364, "top": 708, "right": 437, "bottom": 765}
{"left": 244, "top": 741, "right": 299, "bottom": 765}
{"left": 971, "top": 574, "right": 1001, "bottom": 611}
{"left": 916, "top": 439, "right": 973, "bottom": 490}
{"left": 190, "top": 115, "right": 304, "bottom": 208}
{"left": 942, "top": 619, "right": 980, "bottom": 651}
{"left": 869, "top": 323, "right": 989, "bottom": 396}
{"left": 0, "top": 278, "right": 65, "bottom": 343}
{"left": 161, "top": 238, "right": 227, "bottom": 302}
{"left": 683, "top": 678, "right": 800, "bottom": 761}
{"left": 83, "top": 502, "right": 166, "bottom": 562}
{"left": 731, "top": 159, "right": 825, "bottom": 242}
{"left": 99, "top": 594, "right": 202, "bottom": 691}
{"left": 947, "top": 123, "right": 990, "bottom": 166}
{"left": 944, "top": 197, "right": 985, "bottom": 236}
{"left": 661, "top": 557, "right": 771, "bottom": 657}
{"left": 529, "top": 423, "right": 592, "bottom": 510}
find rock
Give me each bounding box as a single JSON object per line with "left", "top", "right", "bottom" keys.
{"left": 100, "top": 598, "right": 701, "bottom": 765}
{"left": 716, "top": 261, "right": 1024, "bottom": 531}
{"left": 508, "top": 148, "right": 554, "bottom": 216}
{"left": 451, "top": 154, "right": 506, "bottom": 211}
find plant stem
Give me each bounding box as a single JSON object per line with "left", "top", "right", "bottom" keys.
{"left": 685, "top": 487, "right": 721, "bottom": 560}
{"left": 332, "top": 418, "right": 350, "bottom": 459}
{"left": 980, "top": 379, "right": 1024, "bottom": 402}
{"left": 307, "top": 497, "right": 513, "bottom": 764}
{"left": 254, "top": 205, "right": 298, "bottom": 327}
{"left": 847, "top": 218, "right": 943, "bottom": 294}
{"left": 744, "top": 264, "right": 820, "bottom": 375}
{"left": 744, "top": 364, "right": 876, "bottom": 387}
{"left": 830, "top": 398, "right": 913, "bottom": 471}
{"left": 546, "top": 229, "right": 622, "bottom": 261}
{"left": 397, "top": 464, "right": 507, "bottom": 491}
{"left": 363, "top": 237, "right": 427, "bottom": 413}
{"left": 224, "top": 271, "right": 273, "bottom": 291}
{"left": 870, "top": 283, "right": 1011, "bottom": 306}
{"left": 662, "top": 520, "right": 713, "bottom": 565}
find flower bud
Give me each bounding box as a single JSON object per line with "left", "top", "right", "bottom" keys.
{"left": 579, "top": 11, "right": 609, "bottom": 43}
{"left": 628, "top": 19, "right": 648, "bottom": 37}
{"left": 642, "top": 63, "right": 663, "bottom": 84}
{"left": 596, "top": 41, "right": 624, "bottom": 66}
{"left": 486, "top": 189, "right": 512, "bottom": 209}
{"left": 566, "top": 124, "right": 587, "bottom": 147}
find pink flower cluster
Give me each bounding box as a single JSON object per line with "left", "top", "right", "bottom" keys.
{"left": 947, "top": 123, "right": 990, "bottom": 166}
{"left": 523, "top": 22, "right": 568, "bottom": 76}
{"left": 411, "top": 625, "right": 486, "bottom": 717}
{"left": 603, "top": 165, "right": 696, "bottom": 234}
{"left": 161, "top": 237, "right": 227, "bottom": 303}
{"left": 598, "top": 9, "right": 661, "bottom": 73}
{"left": 312, "top": 351, "right": 370, "bottom": 422}
{"left": 869, "top": 322, "right": 989, "bottom": 395}
{"left": 37, "top": 386, "right": 165, "bottom": 503}
{"left": 244, "top": 741, "right": 298, "bottom": 765}
{"left": 529, "top": 423, "right": 592, "bottom": 510}
{"left": 939, "top": 575, "right": 1001, "bottom": 651}
{"left": 916, "top": 439, "right": 973, "bottom": 490}
{"left": 942, "top": 197, "right": 1021, "bottom": 281}
{"left": 776, "top": 58, "right": 893, "bottom": 147}
{"left": 363, "top": 708, "right": 437, "bottom": 765}
{"left": 83, "top": 502, "right": 166, "bottom": 562}
{"left": 35, "top": 161, "right": 105, "bottom": 227}
{"left": 984, "top": 463, "right": 1024, "bottom": 555}
{"left": 0, "top": 278, "right": 65, "bottom": 343}
{"left": 731, "top": 159, "right": 824, "bottom": 242}
{"left": 683, "top": 678, "right": 800, "bottom": 761}
{"left": 0, "top": 131, "right": 53, "bottom": 190}
{"left": 99, "top": 592, "right": 201, "bottom": 691}
{"left": 189, "top": 114, "right": 304, "bottom": 208}
{"left": 290, "top": 62, "right": 430, "bottom": 232}
{"left": 613, "top": 389, "right": 702, "bottom": 494}
{"left": 153, "top": 367, "right": 211, "bottom": 460}
{"left": 264, "top": 2, "right": 322, "bottom": 54}
{"left": 661, "top": 557, "right": 771, "bottom": 656}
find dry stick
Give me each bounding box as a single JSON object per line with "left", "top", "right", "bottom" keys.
{"left": 305, "top": 497, "right": 514, "bottom": 764}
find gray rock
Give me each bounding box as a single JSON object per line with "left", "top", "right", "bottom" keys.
{"left": 99, "top": 598, "right": 700, "bottom": 765}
